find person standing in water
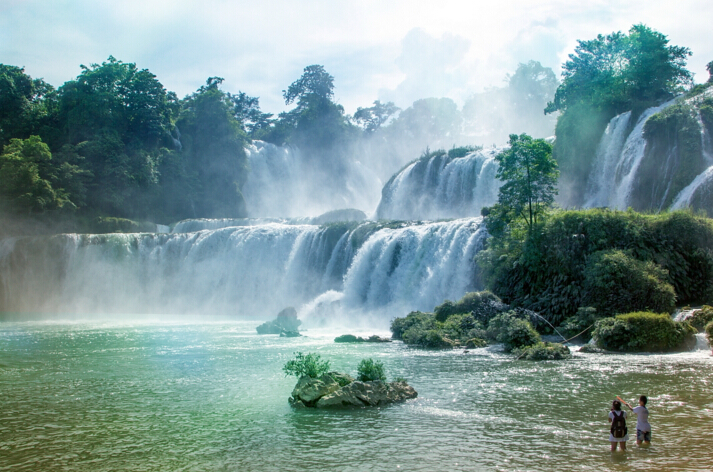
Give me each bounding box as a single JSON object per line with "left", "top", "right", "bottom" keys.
{"left": 619, "top": 395, "right": 651, "bottom": 446}
{"left": 609, "top": 399, "right": 628, "bottom": 451}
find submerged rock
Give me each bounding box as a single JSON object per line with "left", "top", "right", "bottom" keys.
{"left": 288, "top": 373, "right": 417, "bottom": 408}
{"left": 256, "top": 307, "right": 301, "bottom": 335}
{"left": 334, "top": 334, "right": 392, "bottom": 343}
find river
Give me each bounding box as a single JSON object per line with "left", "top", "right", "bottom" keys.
{"left": 1, "top": 320, "right": 711, "bottom": 471}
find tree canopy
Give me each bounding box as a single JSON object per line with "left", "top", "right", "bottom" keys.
{"left": 489, "top": 134, "right": 558, "bottom": 234}
{"left": 545, "top": 24, "right": 692, "bottom": 115}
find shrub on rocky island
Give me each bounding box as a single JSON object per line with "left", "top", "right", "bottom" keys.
{"left": 284, "top": 353, "right": 417, "bottom": 408}
{"left": 282, "top": 352, "right": 331, "bottom": 378}
{"left": 357, "top": 358, "right": 386, "bottom": 382}
{"left": 593, "top": 312, "right": 697, "bottom": 352}
{"left": 513, "top": 342, "right": 571, "bottom": 360}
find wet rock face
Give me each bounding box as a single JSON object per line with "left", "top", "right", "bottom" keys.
{"left": 289, "top": 374, "right": 417, "bottom": 408}
{"left": 290, "top": 374, "right": 340, "bottom": 406}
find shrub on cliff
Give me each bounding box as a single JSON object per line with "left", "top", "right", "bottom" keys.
{"left": 479, "top": 209, "right": 713, "bottom": 326}
{"left": 593, "top": 312, "right": 696, "bottom": 352}
{"left": 687, "top": 306, "right": 713, "bottom": 331}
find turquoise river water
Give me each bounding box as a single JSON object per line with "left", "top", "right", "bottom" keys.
{"left": 1, "top": 320, "right": 712, "bottom": 471}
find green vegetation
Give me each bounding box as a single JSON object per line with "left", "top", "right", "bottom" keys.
{"left": 486, "top": 311, "right": 541, "bottom": 352}
{"left": 479, "top": 209, "right": 713, "bottom": 326}
{"left": 356, "top": 358, "right": 386, "bottom": 382}
{"left": 706, "top": 321, "right": 713, "bottom": 347}
{"left": 282, "top": 352, "right": 331, "bottom": 378}
{"left": 488, "top": 134, "right": 558, "bottom": 235}
{"left": 687, "top": 306, "right": 713, "bottom": 331}
{"left": 546, "top": 25, "right": 693, "bottom": 205}
{"left": 558, "top": 307, "right": 602, "bottom": 343}
{"left": 513, "top": 342, "right": 571, "bottom": 360}
{"left": 582, "top": 249, "right": 676, "bottom": 317}
{"left": 390, "top": 291, "right": 554, "bottom": 354}
{"left": 592, "top": 312, "right": 696, "bottom": 352}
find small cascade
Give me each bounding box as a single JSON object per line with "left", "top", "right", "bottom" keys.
{"left": 376, "top": 148, "right": 502, "bottom": 220}
{"left": 670, "top": 165, "right": 713, "bottom": 210}
{"left": 695, "top": 333, "right": 711, "bottom": 352}
{"left": 0, "top": 218, "right": 487, "bottom": 320}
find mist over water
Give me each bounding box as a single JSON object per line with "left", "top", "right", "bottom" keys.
{"left": 0, "top": 219, "right": 486, "bottom": 326}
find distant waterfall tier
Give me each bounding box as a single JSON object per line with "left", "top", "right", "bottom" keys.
{"left": 243, "top": 141, "right": 382, "bottom": 218}
{"left": 583, "top": 89, "right": 713, "bottom": 212}
{"left": 375, "top": 148, "right": 502, "bottom": 220}
{"left": 0, "top": 218, "right": 487, "bottom": 319}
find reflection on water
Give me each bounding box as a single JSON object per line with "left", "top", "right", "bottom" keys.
{"left": 1, "top": 321, "right": 712, "bottom": 471}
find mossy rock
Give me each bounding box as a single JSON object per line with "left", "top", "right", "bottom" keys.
{"left": 513, "top": 342, "right": 572, "bottom": 360}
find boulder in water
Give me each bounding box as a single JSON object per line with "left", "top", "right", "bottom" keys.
{"left": 256, "top": 307, "right": 301, "bottom": 335}
{"left": 334, "top": 334, "right": 392, "bottom": 343}
{"left": 288, "top": 373, "right": 417, "bottom": 408}
{"left": 316, "top": 380, "right": 418, "bottom": 408}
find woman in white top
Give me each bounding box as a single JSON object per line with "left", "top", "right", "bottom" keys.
{"left": 620, "top": 395, "right": 651, "bottom": 446}
{"left": 608, "top": 399, "right": 628, "bottom": 451}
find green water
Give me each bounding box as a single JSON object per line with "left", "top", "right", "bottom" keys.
{"left": 1, "top": 321, "right": 712, "bottom": 471}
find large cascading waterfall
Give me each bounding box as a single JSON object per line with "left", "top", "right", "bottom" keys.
{"left": 584, "top": 100, "right": 674, "bottom": 209}
{"left": 0, "top": 218, "right": 486, "bottom": 323}
{"left": 584, "top": 89, "right": 713, "bottom": 212}
{"left": 243, "top": 141, "right": 383, "bottom": 218}
{"left": 376, "top": 148, "right": 502, "bottom": 220}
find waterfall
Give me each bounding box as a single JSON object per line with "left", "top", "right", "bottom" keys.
{"left": 583, "top": 101, "right": 675, "bottom": 210}
{"left": 376, "top": 148, "right": 502, "bottom": 220}
{"left": 670, "top": 166, "right": 713, "bottom": 210}
{"left": 584, "top": 112, "right": 632, "bottom": 208}
{"left": 0, "top": 218, "right": 486, "bottom": 321}
{"left": 243, "top": 141, "right": 382, "bottom": 218}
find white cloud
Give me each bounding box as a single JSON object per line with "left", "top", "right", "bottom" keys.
{"left": 1, "top": 0, "right": 711, "bottom": 115}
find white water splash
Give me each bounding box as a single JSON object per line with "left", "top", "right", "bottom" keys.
{"left": 243, "top": 140, "right": 382, "bottom": 218}
{"left": 0, "top": 219, "right": 487, "bottom": 321}
{"left": 376, "top": 148, "right": 502, "bottom": 220}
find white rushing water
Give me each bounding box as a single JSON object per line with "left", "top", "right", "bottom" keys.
{"left": 584, "top": 100, "right": 675, "bottom": 210}
{"left": 376, "top": 148, "right": 502, "bottom": 220}
{"left": 0, "top": 218, "right": 486, "bottom": 324}
{"left": 243, "top": 140, "right": 382, "bottom": 218}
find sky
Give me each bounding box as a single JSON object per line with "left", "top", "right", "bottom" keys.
{"left": 1, "top": 0, "right": 712, "bottom": 116}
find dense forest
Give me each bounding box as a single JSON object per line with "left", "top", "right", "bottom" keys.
{"left": 1, "top": 24, "right": 711, "bottom": 236}
{"left": 0, "top": 56, "right": 557, "bottom": 234}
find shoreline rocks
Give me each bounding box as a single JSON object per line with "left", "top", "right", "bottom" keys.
{"left": 334, "top": 334, "right": 391, "bottom": 343}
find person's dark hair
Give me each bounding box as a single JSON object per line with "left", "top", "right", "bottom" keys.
{"left": 612, "top": 400, "right": 622, "bottom": 410}
{"left": 640, "top": 395, "right": 648, "bottom": 406}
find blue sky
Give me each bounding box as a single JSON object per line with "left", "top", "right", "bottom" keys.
{"left": 2, "top": 0, "right": 711, "bottom": 115}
